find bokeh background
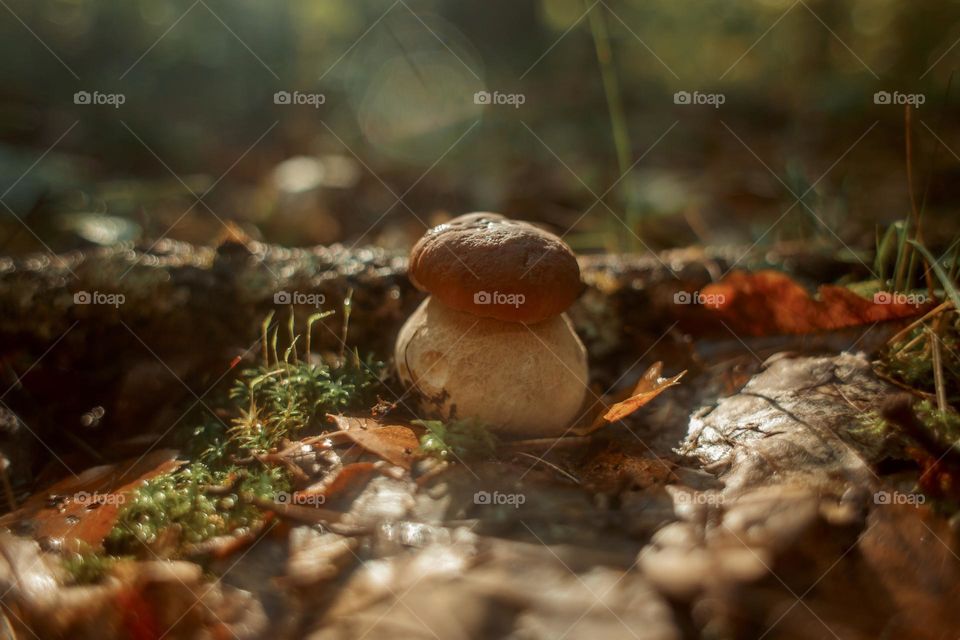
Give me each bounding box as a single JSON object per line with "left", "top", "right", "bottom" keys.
{"left": 1, "top": 0, "right": 959, "bottom": 259}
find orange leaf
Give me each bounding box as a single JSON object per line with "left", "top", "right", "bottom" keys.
{"left": 700, "top": 270, "right": 928, "bottom": 336}
{"left": 574, "top": 362, "right": 686, "bottom": 435}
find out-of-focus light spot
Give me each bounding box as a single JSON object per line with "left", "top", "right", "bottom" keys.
{"left": 58, "top": 213, "right": 140, "bottom": 245}
{"left": 272, "top": 154, "right": 360, "bottom": 194}
{"left": 272, "top": 156, "right": 326, "bottom": 194}
{"left": 357, "top": 55, "right": 483, "bottom": 162}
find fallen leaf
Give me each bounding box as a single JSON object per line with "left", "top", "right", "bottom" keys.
{"left": 574, "top": 362, "right": 685, "bottom": 435}
{"left": 0, "top": 450, "right": 182, "bottom": 552}
{"left": 327, "top": 415, "right": 421, "bottom": 470}
{"left": 700, "top": 270, "right": 928, "bottom": 336}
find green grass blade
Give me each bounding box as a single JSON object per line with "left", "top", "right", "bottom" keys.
{"left": 908, "top": 240, "right": 960, "bottom": 309}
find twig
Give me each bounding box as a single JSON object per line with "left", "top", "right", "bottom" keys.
{"left": 498, "top": 436, "right": 592, "bottom": 451}
{"left": 874, "top": 370, "right": 937, "bottom": 401}
{"left": 513, "top": 452, "right": 580, "bottom": 484}
{"left": 887, "top": 300, "right": 953, "bottom": 347}
{"left": 929, "top": 327, "right": 949, "bottom": 413}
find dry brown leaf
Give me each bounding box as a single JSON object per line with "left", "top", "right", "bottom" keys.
{"left": 700, "top": 269, "right": 928, "bottom": 336}
{"left": 573, "top": 362, "right": 686, "bottom": 435}
{"left": 327, "top": 415, "right": 420, "bottom": 470}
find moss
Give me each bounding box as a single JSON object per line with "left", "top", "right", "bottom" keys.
{"left": 228, "top": 354, "right": 384, "bottom": 454}
{"left": 416, "top": 418, "right": 499, "bottom": 460}
{"left": 105, "top": 309, "right": 384, "bottom": 557}
{"left": 880, "top": 311, "right": 960, "bottom": 407}
{"left": 852, "top": 409, "right": 890, "bottom": 439}
{"left": 105, "top": 463, "right": 292, "bottom": 555}
{"left": 915, "top": 400, "right": 960, "bottom": 444}
{"left": 61, "top": 552, "right": 121, "bottom": 585}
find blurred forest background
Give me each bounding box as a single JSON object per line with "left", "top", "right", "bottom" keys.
{"left": 1, "top": 0, "right": 959, "bottom": 260}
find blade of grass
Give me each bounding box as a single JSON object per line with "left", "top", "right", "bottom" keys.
{"left": 903, "top": 106, "right": 924, "bottom": 291}
{"left": 893, "top": 221, "right": 909, "bottom": 291}
{"left": 586, "top": 2, "right": 638, "bottom": 252}
{"left": 909, "top": 240, "right": 960, "bottom": 310}
{"left": 949, "top": 247, "right": 960, "bottom": 285}
{"left": 875, "top": 223, "right": 899, "bottom": 287}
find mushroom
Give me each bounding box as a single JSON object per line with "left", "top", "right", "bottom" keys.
{"left": 395, "top": 212, "right": 588, "bottom": 437}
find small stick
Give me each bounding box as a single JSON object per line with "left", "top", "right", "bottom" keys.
{"left": 887, "top": 300, "right": 953, "bottom": 347}
{"left": 513, "top": 452, "right": 580, "bottom": 484}
{"left": 928, "top": 327, "right": 949, "bottom": 413}
{"left": 874, "top": 370, "right": 938, "bottom": 401}
{"left": 498, "top": 436, "right": 591, "bottom": 451}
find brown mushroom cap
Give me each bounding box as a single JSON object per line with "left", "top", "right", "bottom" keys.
{"left": 408, "top": 212, "right": 581, "bottom": 323}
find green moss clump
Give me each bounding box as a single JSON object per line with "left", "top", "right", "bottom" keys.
{"left": 105, "top": 463, "right": 291, "bottom": 555}
{"left": 416, "top": 418, "right": 498, "bottom": 460}
{"left": 851, "top": 409, "right": 891, "bottom": 439}
{"left": 105, "top": 309, "right": 384, "bottom": 557}
{"left": 62, "top": 552, "right": 121, "bottom": 585}
{"left": 915, "top": 400, "right": 960, "bottom": 444}
{"left": 228, "top": 354, "right": 383, "bottom": 454}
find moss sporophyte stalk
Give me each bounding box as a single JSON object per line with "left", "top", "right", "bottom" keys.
{"left": 105, "top": 310, "right": 385, "bottom": 557}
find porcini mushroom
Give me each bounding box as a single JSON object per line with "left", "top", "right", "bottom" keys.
{"left": 395, "top": 213, "right": 588, "bottom": 437}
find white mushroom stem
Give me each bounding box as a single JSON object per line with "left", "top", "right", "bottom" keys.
{"left": 395, "top": 296, "right": 588, "bottom": 438}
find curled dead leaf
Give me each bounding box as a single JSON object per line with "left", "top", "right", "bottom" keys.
{"left": 573, "top": 362, "right": 686, "bottom": 436}
{"left": 327, "top": 415, "right": 421, "bottom": 470}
